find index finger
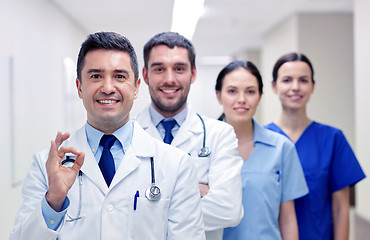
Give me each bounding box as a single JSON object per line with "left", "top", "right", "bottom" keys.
{"left": 46, "top": 132, "right": 71, "bottom": 167}
{"left": 71, "top": 151, "right": 85, "bottom": 174}
{"left": 54, "top": 131, "right": 70, "bottom": 149}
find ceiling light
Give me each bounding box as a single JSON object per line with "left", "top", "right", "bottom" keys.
{"left": 171, "top": 0, "right": 205, "bottom": 40}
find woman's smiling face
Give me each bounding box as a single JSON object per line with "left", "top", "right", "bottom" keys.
{"left": 273, "top": 61, "right": 315, "bottom": 111}
{"left": 217, "top": 67, "right": 262, "bottom": 125}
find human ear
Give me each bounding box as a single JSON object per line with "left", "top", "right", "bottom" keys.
{"left": 134, "top": 78, "right": 141, "bottom": 99}
{"left": 311, "top": 81, "right": 315, "bottom": 94}
{"left": 76, "top": 78, "right": 83, "bottom": 99}
{"left": 271, "top": 81, "right": 278, "bottom": 94}
{"left": 216, "top": 91, "right": 223, "bottom": 104}
{"left": 142, "top": 67, "right": 149, "bottom": 85}
{"left": 190, "top": 66, "right": 197, "bottom": 84}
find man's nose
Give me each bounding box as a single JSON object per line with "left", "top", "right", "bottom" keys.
{"left": 163, "top": 69, "right": 175, "bottom": 83}
{"left": 101, "top": 77, "right": 116, "bottom": 94}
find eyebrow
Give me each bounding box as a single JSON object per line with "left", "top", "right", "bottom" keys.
{"left": 114, "top": 69, "right": 130, "bottom": 75}
{"left": 87, "top": 68, "right": 130, "bottom": 76}
{"left": 226, "top": 85, "right": 257, "bottom": 89}
{"left": 175, "top": 62, "right": 188, "bottom": 67}
{"left": 87, "top": 68, "right": 102, "bottom": 74}
{"left": 150, "top": 62, "right": 188, "bottom": 68}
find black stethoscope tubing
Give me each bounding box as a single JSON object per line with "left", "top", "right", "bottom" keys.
{"left": 145, "top": 157, "right": 161, "bottom": 201}
{"left": 196, "top": 113, "right": 211, "bottom": 157}
{"left": 62, "top": 156, "right": 83, "bottom": 222}
{"left": 150, "top": 157, "right": 155, "bottom": 185}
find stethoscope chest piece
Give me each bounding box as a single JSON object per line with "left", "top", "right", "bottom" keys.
{"left": 198, "top": 147, "right": 211, "bottom": 157}
{"left": 145, "top": 185, "right": 161, "bottom": 201}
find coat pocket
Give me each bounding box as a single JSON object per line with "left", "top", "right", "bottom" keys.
{"left": 127, "top": 197, "right": 170, "bottom": 240}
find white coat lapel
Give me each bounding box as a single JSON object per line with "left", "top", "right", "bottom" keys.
{"left": 135, "top": 106, "right": 162, "bottom": 141}
{"left": 171, "top": 107, "right": 203, "bottom": 147}
{"left": 109, "top": 149, "right": 141, "bottom": 188}
{"left": 67, "top": 127, "right": 109, "bottom": 194}
{"left": 109, "top": 122, "right": 155, "bottom": 188}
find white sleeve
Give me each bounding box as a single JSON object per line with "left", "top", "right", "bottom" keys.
{"left": 167, "top": 154, "right": 206, "bottom": 240}
{"left": 9, "top": 150, "right": 60, "bottom": 240}
{"left": 201, "top": 122, "right": 243, "bottom": 231}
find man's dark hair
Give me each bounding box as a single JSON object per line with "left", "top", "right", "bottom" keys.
{"left": 143, "top": 32, "right": 196, "bottom": 70}
{"left": 77, "top": 32, "right": 139, "bottom": 82}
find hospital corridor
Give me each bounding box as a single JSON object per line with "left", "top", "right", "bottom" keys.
{"left": 1, "top": 0, "right": 370, "bottom": 239}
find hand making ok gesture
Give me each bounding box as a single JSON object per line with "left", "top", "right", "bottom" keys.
{"left": 45, "top": 131, "right": 85, "bottom": 211}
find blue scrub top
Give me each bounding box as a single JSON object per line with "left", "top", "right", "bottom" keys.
{"left": 223, "top": 120, "right": 308, "bottom": 240}
{"left": 265, "top": 121, "right": 366, "bottom": 240}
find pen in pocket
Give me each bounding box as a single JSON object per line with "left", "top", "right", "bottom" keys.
{"left": 134, "top": 190, "right": 139, "bottom": 211}
{"left": 276, "top": 170, "right": 280, "bottom": 182}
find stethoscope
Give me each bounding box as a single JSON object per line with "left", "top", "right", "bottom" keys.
{"left": 145, "top": 114, "right": 211, "bottom": 200}
{"left": 61, "top": 156, "right": 84, "bottom": 222}
{"left": 145, "top": 157, "right": 161, "bottom": 201}
{"left": 61, "top": 154, "right": 161, "bottom": 221}
{"left": 145, "top": 114, "right": 210, "bottom": 200}
{"left": 60, "top": 113, "right": 210, "bottom": 220}
{"left": 196, "top": 113, "right": 212, "bottom": 157}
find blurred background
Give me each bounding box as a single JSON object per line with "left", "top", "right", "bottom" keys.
{"left": 1, "top": 0, "right": 369, "bottom": 239}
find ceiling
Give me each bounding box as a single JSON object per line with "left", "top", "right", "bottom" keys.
{"left": 50, "top": 0, "right": 353, "bottom": 64}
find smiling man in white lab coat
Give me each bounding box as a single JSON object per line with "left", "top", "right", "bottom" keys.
{"left": 135, "top": 32, "right": 243, "bottom": 240}
{"left": 10, "top": 32, "right": 205, "bottom": 240}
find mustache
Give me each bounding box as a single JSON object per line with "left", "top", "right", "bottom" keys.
{"left": 159, "top": 83, "right": 182, "bottom": 89}
{"left": 95, "top": 93, "right": 121, "bottom": 99}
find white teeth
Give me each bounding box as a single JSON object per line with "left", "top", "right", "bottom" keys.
{"left": 290, "top": 96, "right": 301, "bottom": 100}
{"left": 235, "top": 108, "right": 247, "bottom": 112}
{"left": 98, "top": 100, "right": 117, "bottom": 104}
{"left": 162, "top": 89, "right": 176, "bottom": 94}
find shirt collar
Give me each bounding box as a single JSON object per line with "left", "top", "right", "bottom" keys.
{"left": 85, "top": 120, "right": 134, "bottom": 153}
{"left": 253, "top": 119, "right": 276, "bottom": 146}
{"left": 219, "top": 117, "right": 276, "bottom": 146}
{"left": 149, "top": 104, "right": 187, "bottom": 127}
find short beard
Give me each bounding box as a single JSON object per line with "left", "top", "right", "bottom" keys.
{"left": 151, "top": 94, "right": 188, "bottom": 114}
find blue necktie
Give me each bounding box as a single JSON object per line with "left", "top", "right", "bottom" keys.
{"left": 162, "top": 119, "right": 177, "bottom": 144}
{"left": 99, "top": 134, "right": 116, "bottom": 187}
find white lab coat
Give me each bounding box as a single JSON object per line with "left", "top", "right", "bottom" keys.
{"left": 10, "top": 122, "right": 205, "bottom": 240}
{"left": 136, "top": 105, "right": 243, "bottom": 240}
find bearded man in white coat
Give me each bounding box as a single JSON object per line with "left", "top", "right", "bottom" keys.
{"left": 135, "top": 32, "right": 243, "bottom": 240}
{"left": 10, "top": 32, "right": 205, "bottom": 240}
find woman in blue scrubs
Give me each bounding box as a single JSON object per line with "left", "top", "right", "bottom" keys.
{"left": 215, "top": 60, "right": 308, "bottom": 240}
{"left": 265, "top": 52, "right": 366, "bottom": 240}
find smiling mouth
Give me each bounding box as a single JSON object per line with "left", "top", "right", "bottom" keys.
{"left": 289, "top": 95, "right": 302, "bottom": 100}
{"left": 97, "top": 99, "right": 119, "bottom": 104}
{"left": 234, "top": 107, "right": 248, "bottom": 113}
{"left": 160, "top": 86, "right": 181, "bottom": 95}
{"left": 162, "top": 89, "right": 176, "bottom": 94}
